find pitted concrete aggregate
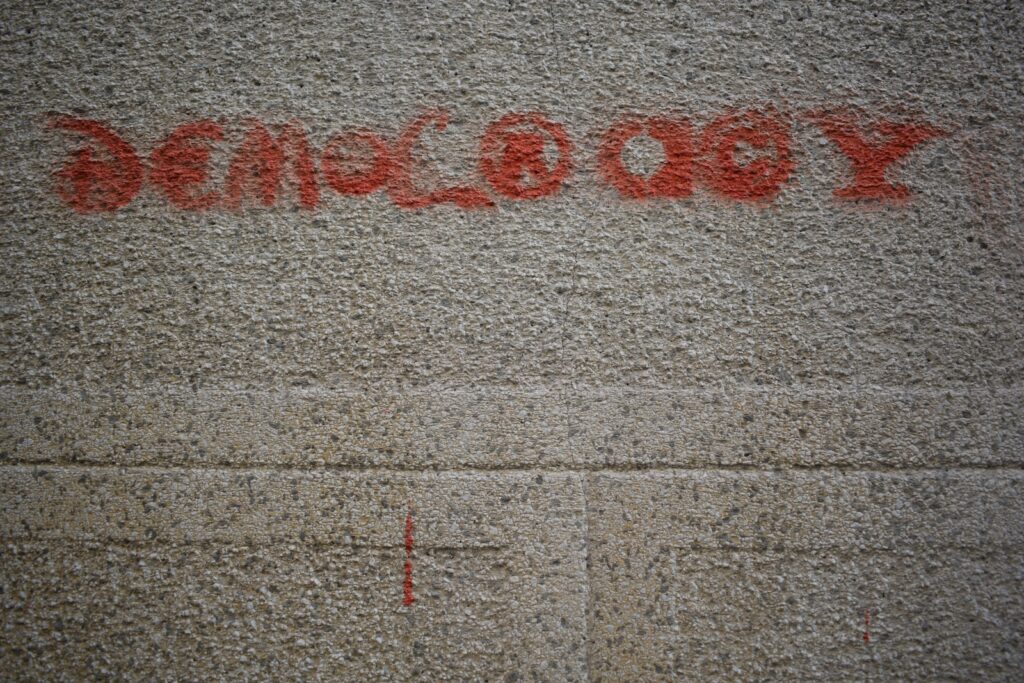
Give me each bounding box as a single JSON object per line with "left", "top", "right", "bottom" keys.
{"left": 1, "top": 468, "right": 588, "bottom": 680}
{"left": 586, "top": 471, "right": 1024, "bottom": 680}
{"left": 1, "top": 0, "right": 1023, "bottom": 680}
{"left": 2, "top": 384, "right": 1022, "bottom": 469}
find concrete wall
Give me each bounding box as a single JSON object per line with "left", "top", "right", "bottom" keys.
{"left": 1, "top": 0, "right": 1022, "bottom": 679}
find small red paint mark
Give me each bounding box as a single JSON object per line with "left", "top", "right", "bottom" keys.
{"left": 149, "top": 120, "right": 223, "bottom": 210}
{"left": 863, "top": 608, "right": 871, "bottom": 644}
{"left": 224, "top": 120, "right": 319, "bottom": 209}
{"left": 598, "top": 116, "right": 694, "bottom": 199}
{"left": 51, "top": 115, "right": 143, "bottom": 213}
{"left": 321, "top": 130, "right": 392, "bottom": 196}
{"left": 479, "top": 112, "right": 573, "bottom": 200}
{"left": 698, "top": 109, "right": 794, "bottom": 202}
{"left": 808, "top": 112, "right": 944, "bottom": 201}
{"left": 403, "top": 506, "right": 415, "bottom": 606}
{"left": 388, "top": 110, "right": 493, "bottom": 210}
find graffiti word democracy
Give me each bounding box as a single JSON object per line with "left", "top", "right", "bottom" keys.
{"left": 49, "top": 108, "right": 944, "bottom": 213}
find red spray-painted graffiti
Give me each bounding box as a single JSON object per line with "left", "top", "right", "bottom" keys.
{"left": 51, "top": 116, "right": 144, "bottom": 213}
{"left": 806, "top": 113, "right": 944, "bottom": 200}
{"left": 388, "top": 110, "right": 493, "bottom": 210}
{"left": 320, "top": 129, "right": 392, "bottom": 196}
{"left": 403, "top": 506, "right": 415, "bottom": 607}
{"left": 598, "top": 116, "right": 693, "bottom": 199}
{"left": 698, "top": 110, "right": 795, "bottom": 201}
{"left": 480, "top": 112, "right": 574, "bottom": 200}
{"left": 149, "top": 120, "right": 223, "bottom": 210}
{"left": 49, "top": 108, "right": 944, "bottom": 213}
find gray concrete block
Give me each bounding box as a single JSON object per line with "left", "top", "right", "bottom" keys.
{"left": 0, "top": 0, "right": 1022, "bottom": 679}
{"left": 558, "top": 133, "right": 1022, "bottom": 388}
{"left": 586, "top": 471, "right": 1024, "bottom": 680}
{"left": 4, "top": 384, "right": 1020, "bottom": 471}
{"left": 0, "top": 206, "right": 574, "bottom": 388}
{"left": 0, "top": 466, "right": 588, "bottom": 680}
{"left": 0, "top": 385, "right": 573, "bottom": 468}
{"left": 567, "top": 385, "right": 1024, "bottom": 468}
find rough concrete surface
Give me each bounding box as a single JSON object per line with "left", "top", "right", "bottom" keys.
{"left": 1, "top": 0, "right": 1022, "bottom": 680}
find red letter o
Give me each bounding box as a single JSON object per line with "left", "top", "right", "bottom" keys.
{"left": 479, "top": 112, "right": 573, "bottom": 200}
{"left": 321, "top": 131, "right": 391, "bottom": 196}
{"left": 598, "top": 117, "right": 694, "bottom": 199}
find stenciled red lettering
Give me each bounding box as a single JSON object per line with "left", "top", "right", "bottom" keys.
{"left": 224, "top": 120, "right": 319, "bottom": 209}
{"left": 479, "top": 112, "right": 573, "bottom": 200}
{"left": 149, "top": 120, "right": 223, "bottom": 210}
{"left": 388, "top": 110, "right": 493, "bottom": 209}
{"left": 51, "top": 116, "right": 143, "bottom": 213}
{"left": 46, "top": 107, "right": 947, "bottom": 213}
{"left": 809, "top": 112, "right": 944, "bottom": 200}
{"left": 698, "top": 109, "right": 794, "bottom": 202}
{"left": 321, "top": 130, "right": 392, "bottom": 196}
{"left": 598, "top": 116, "right": 694, "bottom": 199}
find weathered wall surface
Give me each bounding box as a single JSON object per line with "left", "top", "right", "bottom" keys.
{"left": 1, "top": 0, "right": 1022, "bottom": 680}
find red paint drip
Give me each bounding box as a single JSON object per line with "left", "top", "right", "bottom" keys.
{"left": 863, "top": 608, "right": 871, "bottom": 644}
{"left": 403, "top": 507, "right": 415, "bottom": 606}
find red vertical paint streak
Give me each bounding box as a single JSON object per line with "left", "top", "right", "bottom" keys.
{"left": 403, "top": 507, "right": 415, "bottom": 606}
{"left": 863, "top": 608, "right": 871, "bottom": 644}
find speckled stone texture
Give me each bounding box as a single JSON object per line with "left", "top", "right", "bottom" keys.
{"left": 1, "top": 0, "right": 1022, "bottom": 680}
{"left": 1, "top": 468, "right": 587, "bottom": 680}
